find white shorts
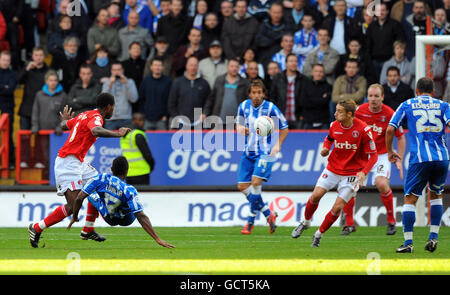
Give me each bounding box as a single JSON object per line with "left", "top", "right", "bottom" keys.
{"left": 316, "top": 169, "right": 367, "bottom": 202}
{"left": 369, "top": 153, "right": 391, "bottom": 186}
{"left": 54, "top": 156, "right": 98, "bottom": 196}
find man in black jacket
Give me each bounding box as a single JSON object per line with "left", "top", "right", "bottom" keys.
{"left": 0, "top": 51, "right": 17, "bottom": 168}
{"left": 269, "top": 53, "right": 307, "bottom": 129}
{"left": 299, "top": 64, "right": 332, "bottom": 129}
{"left": 18, "top": 46, "right": 48, "bottom": 130}
{"left": 382, "top": 66, "right": 414, "bottom": 112}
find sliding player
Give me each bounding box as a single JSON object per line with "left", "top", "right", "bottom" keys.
{"left": 236, "top": 79, "right": 289, "bottom": 235}
{"left": 291, "top": 99, "right": 378, "bottom": 247}
{"left": 341, "top": 84, "right": 406, "bottom": 235}
{"left": 28, "top": 93, "right": 131, "bottom": 248}
{"left": 67, "top": 156, "right": 174, "bottom": 249}
{"left": 387, "top": 77, "right": 450, "bottom": 253}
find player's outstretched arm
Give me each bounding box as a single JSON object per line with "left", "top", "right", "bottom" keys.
{"left": 91, "top": 126, "right": 131, "bottom": 138}
{"left": 59, "top": 105, "right": 75, "bottom": 131}
{"left": 67, "top": 191, "right": 89, "bottom": 230}
{"left": 135, "top": 211, "right": 175, "bottom": 249}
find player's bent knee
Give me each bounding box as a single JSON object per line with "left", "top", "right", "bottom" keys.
{"left": 237, "top": 183, "right": 251, "bottom": 192}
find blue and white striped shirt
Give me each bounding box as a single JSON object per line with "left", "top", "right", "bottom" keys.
{"left": 389, "top": 95, "right": 450, "bottom": 164}
{"left": 237, "top": 99, "right": 288, "bottom": 155}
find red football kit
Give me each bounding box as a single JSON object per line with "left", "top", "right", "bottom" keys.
{"left": 57, "top": 109, "right": 104, "bottom": 162}
{"left": 323, "top": 117, "right": 378, "bottom": 176}
{"left": 355, "top": 103, "right": 403, "bottom": 154}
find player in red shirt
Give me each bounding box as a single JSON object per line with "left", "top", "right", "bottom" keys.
{"left": 341, "top": 84, "right": 405, "bottom": 236}
{"left": 291, "top": 99, "right": 378, "bottom": 247}
{"left": 28, "top": 93, "right": 131, "bottom": 248}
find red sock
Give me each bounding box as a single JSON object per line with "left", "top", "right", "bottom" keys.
{"left": 381, "top": 190, "right": 395, "bottom": 224}
{"left": 82, "top": 202, "right": 98, "bottom": 234}
{"left": 34, "top": 204, "right": 68, "bottom": 233}
{"left": 319, "top": 210, "right": 340, "bottom": 234}
{"left": 343, "top": 197, "right": 355, "bottom": 226}
{"left": 304, "top": 197, "right": 319, "bottom": 221}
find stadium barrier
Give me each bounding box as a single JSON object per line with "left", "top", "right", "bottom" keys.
{"left": 0, "top": 113, "right": 9, "bottom": 179}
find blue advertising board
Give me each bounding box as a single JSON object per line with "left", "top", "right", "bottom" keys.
{"left": 49, "top": 130, "right": 450, "bottom": 186}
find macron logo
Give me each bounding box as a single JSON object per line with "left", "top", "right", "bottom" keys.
{"left": 335, "top": 141, "right": 357, "bottom": 150}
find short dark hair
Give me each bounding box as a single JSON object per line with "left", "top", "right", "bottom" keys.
{"left": 79, "top": 63, "right": 92, "bottom": 72}
{"left": 337, "top": 99, "right": 357, "bottom": 116}
{"left": 416, "top": 77, "right": 434, "bottom": 94}
{"left": 248, "top": 78, "right": 266, "bottom": 94}
{"left": 111, "top": 156, "right": 129, "bottom": 177}
{"left": 128, "top": 41, "right": 142, "bottom": 50}
{"left": 96, "top": 92, "right": 115, "bottom": 109}
{"left": 150, "top": 57, "right": 164, "bottom": 65}
{"left": 346, "top": 58, "right": 359, "bottom": 67}
{"left": 386, "top": 66, "right": 400, "bottom": 75}
{"left": 285, "top": 52, "right": 298, "bottom": 63}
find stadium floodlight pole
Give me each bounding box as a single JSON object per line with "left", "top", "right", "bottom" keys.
{"left": 415, "top": 35, "right": 450, "bottom": 226}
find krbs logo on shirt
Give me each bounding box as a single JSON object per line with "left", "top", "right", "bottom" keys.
{"left": 335, "top": 141, "right": 357, "bottom": 150}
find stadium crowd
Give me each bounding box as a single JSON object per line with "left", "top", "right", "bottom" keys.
{"left": 0, "top": 0, "right": 449, "bottom": 170}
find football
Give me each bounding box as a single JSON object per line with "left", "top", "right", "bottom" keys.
{"left": 254, "top": 116, "right": 274, "bottom": 137}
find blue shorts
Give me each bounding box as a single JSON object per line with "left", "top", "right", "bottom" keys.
{"left": 88, "top": 194, "right": 136, "bottom": 226}
{"left": 238, "top": 153, "right": 274, "bottom": 183}
{"left": 404, "top": 160, "right": 449, "bottom": 196}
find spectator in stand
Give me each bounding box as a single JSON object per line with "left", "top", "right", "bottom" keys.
{"left": 67, "top": 64, "right": 102, "bottom": 116}
{"left": 219, "top": 0, "right": 234, "bottom": 30}
{"left": 50, "top": 36, "right": 83, "bottom": 93}
{"left": 264, "top": 61, "right": 281, "bottom": 92}
{"left": 108, "top": 2, "right": 126, "bottom": 30}
{"left": 30, "top": 70, "right": 67, "bottom": 170}
{"left": 152, "top": 0, "right": 171, "bottom": 34}
{"left": 390, "top": 0, "right": 431, "bottom": 24}
{"left": 221, "top": 0, "right": 259, "bottom": 60}
{"left": 201, "top": 12, "right": 222, "bottom": 50}
{"left": 255, "top": 2, "right": 293, "bottom": 68}
{"left": 168, "top": 56, "right": 210, "bottom": 129}
{"left": 299, "top": 63, "right": 332, "bottom": 128}
{"left": 88, "top": 8, "right": 121, "bottom": 59}
{"left": 350, "top": 5, "right": 373, "bottom": 50}
{"left": 292, "top": 13, "right": 319, "bottom": 72}
{"left": 433, "top": 8, "right": 450, "bottom": 35}
{"left": 283, "top": 0, "right": 317, "bottom": 32}
{"left": 248, "top": 0, "right": 276, "bottom": 21}
{"left": 102, "top": 61, "right": 139, "bottom": 129}
{"left": 123, "top": 0, "right": 154, "bottom": 34}
{"left": 312, "top": 0, "right": 332, "bottom": 27}
{"left": 157, "top": 0, "right": 192, "bottom": 54}
{"left": 144, "top": 36, "right": 173, "bottom": 78}
{"left": 192, "top": 0, "right": 208, "bottom": 30}
{"left": 380, "top": 40, "right": 411, "bottom": 86}
{"left": 402, "top": 0, "right": 430, "bottom": 60}
{"left": 203, "top": 58, "right": 249, "bottom": 127}
{"left": 198, "top": 40, "right": 228, "bottom": 89}
{"left": 90, "top": 46, "right": 112, "bottom": 85}
{"left": 172, "top": 28, "right": 209, "bottom": 77}
{"left": 118, "top": 10, "right": 154, "bottom": 61}
{"left": 122, "top": 42, "right": 146, "bottom": 114}
{"left": 334, "top": 38, "right": 376, "bottom": 85}
{"left": 139, "top": 57, "right": 172, "bottom": 130}
{"left": 0, "top": 0, "right": 23, "bottom": 70}
{"left": 243, "top": 60, "right": 263, "bottom": 81}
{"left": 382, "top": 66, "right": 414, "bottom": 112}
{"left": 321, "top": 0, "right": 352, "bottom": 57}
{"left": 270, "top": 53, "right": 308, "bottom": 129}
{"left": 332, "top": 59, "right": 367, "bottom": 108}
{"left": 272, "top": 33, "right": 298, "bottom": 72}
{"left": 366, "top": 2, "right": 405, "bottom": 81}
{"left": 48, "top": 14, "right": 80, "bottom": 56}
{"left": 302, "top": 28, "right": 340, "bottom": 85}
{"left": 239, "top": 48, "right": 265, "bottom": 79}
{"left": 0, "top": 51, "right": 17, "bottom": 168}
{"left": 18, "top": 46, "right": 48, "bottom": 130}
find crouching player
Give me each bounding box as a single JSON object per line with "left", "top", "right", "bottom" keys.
{"left": 236, "top": 79, "right": 289, "bottom": 235}
{"left": 291, "top": 99, "right": 378, "bottom": 247}
{"left": 67, "top": 156, "right": 175, "bottom": 249}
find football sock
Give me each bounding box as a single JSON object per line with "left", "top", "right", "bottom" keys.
{"left": 319, "top": 210, "right": 340, "bottom": 234}
{"left": 402, "top": 204, "right": 416, "bottom": 246}
{"left": 34, "top": 204, "right": 69, "bottom": 233}
{"left": 429, "top": 198, "right": 443, "bottom": 240}
{"left": 304, "top": 197, "right": 319, "bottom": 221}
{"left": 343, "top": 197, "right": 355, "bottom": 226}
{"left": 381, "top": 189, "right": 395, "bottom": 224}
{"left": 241, "top": 186, "right": 251, "bottom": 198}
{"left": 82, "top": 202, "right": 98, "bottom": 234}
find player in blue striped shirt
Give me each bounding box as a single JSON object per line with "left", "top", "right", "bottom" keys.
{"left": 387, "top": 77, "right": 450, "bottom": 253}
{"left": 236, "top": 79, "right": 289, "bottom": 234}
{"left": 68, "top": 156, "right": 175, "bottom": 248}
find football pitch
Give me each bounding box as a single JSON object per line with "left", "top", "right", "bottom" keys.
{"left": 1, "top": 226, "right": 449, "bottom": 275}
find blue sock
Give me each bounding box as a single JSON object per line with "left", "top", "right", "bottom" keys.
{"left": 429, "top": 199, "right": 443, "bottom": 240}
{"left": 247, "top": 194, "right": 258, "bottom": 224}
{"left": 402, "top": 204, "right": 416, "bottom": 246}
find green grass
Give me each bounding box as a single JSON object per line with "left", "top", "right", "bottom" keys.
{"left": 0, "top": 226, "right": 449, "bottom": 274}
